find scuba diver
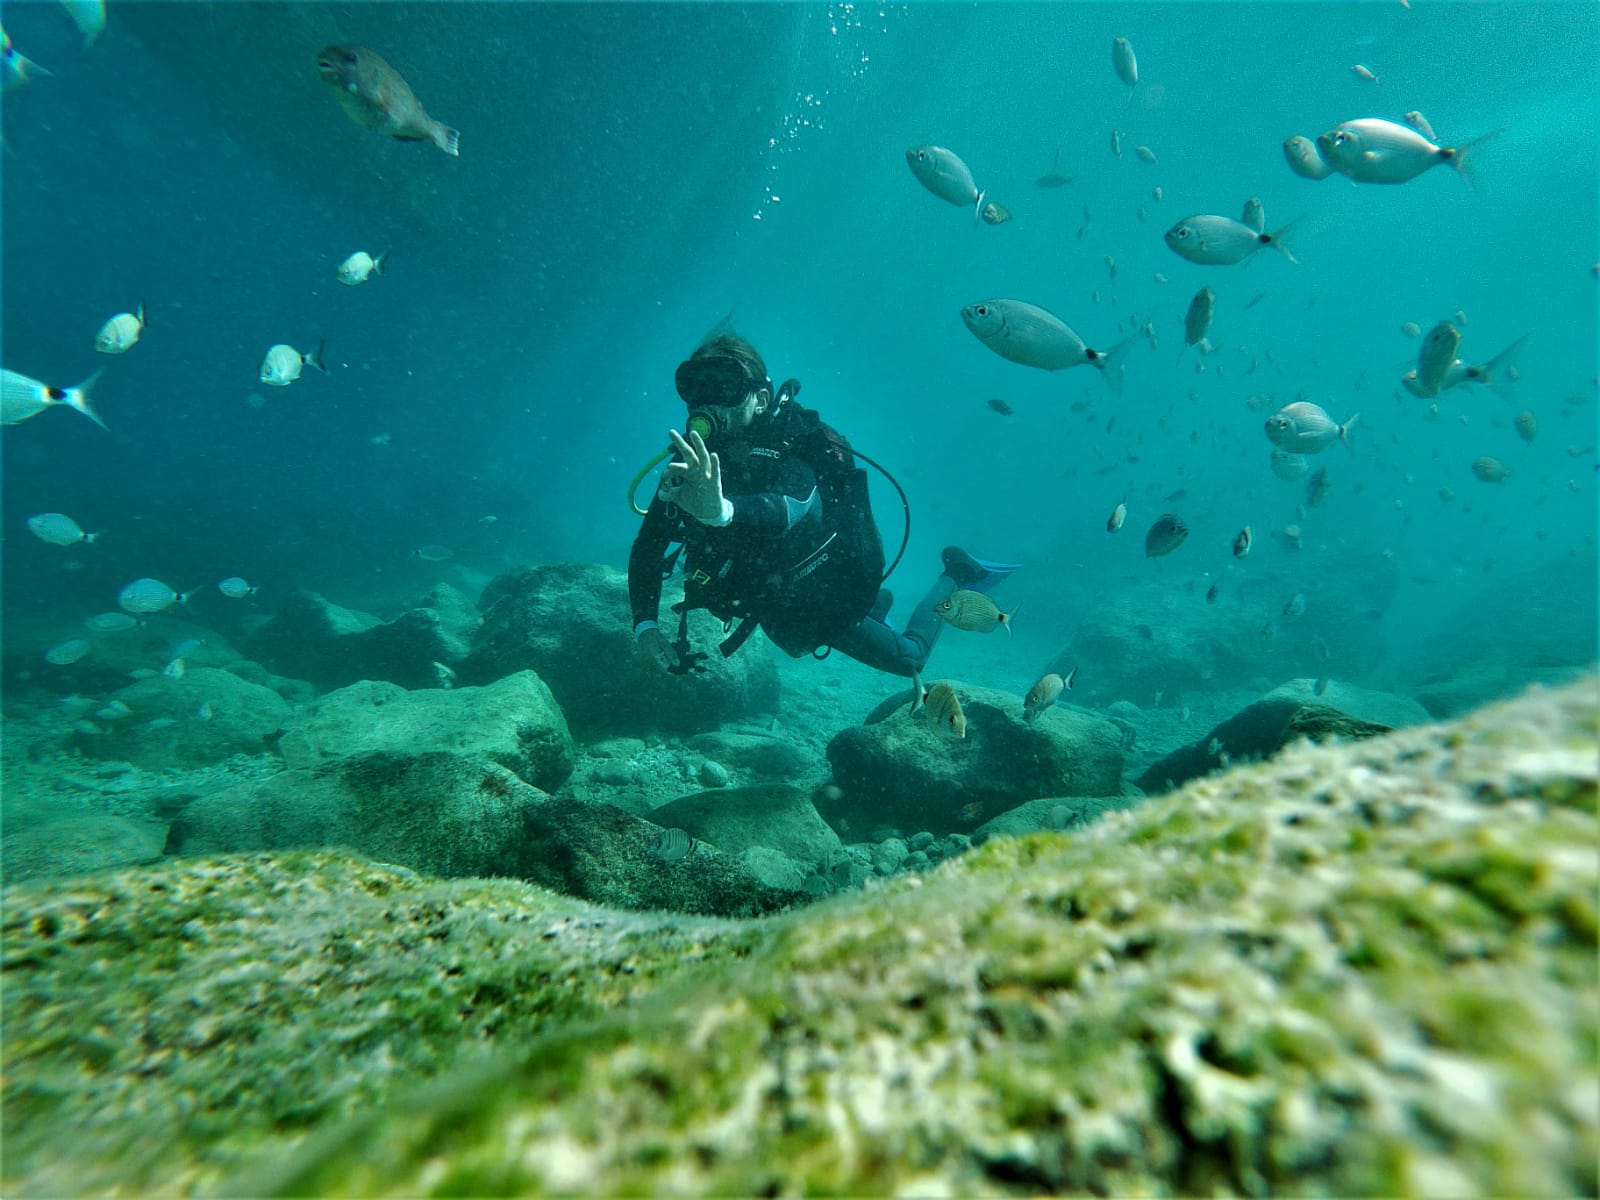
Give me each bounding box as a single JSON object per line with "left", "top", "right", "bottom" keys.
{"left": 627, "top": 332, "right": 1019, "bottom": 677}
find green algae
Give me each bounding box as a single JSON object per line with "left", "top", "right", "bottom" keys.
{"left": 3, "top": 679, "right": 1596, "bottom": 1197}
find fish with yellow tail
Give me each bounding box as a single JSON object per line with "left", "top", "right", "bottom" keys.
{"left": 934, "top": 589, "right": 1018, "bottom": 635}
{"left": 317, "top": 45, "right": 460, "bottom": 157}
{"left": 911, "top": 672, "right": 968, "bottom": 740}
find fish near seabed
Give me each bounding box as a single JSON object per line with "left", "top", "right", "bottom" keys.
{"left": 961, "top": 299, "right": 1138, "bottom": 395}
{"left": 317, "top": 45, "right": 460, "bottom": 157}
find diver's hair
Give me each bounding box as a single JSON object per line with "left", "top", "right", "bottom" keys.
{"left": 691, "top": 333, "right": 768, "bottom": 391}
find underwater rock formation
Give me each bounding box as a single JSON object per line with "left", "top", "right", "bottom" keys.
{"left": 463, "top": 563, "right": 781, "bottom": 736}
{"left": 825, "top": 682, "right": 1127, "bottom": 833}
{"left": 3, "top": 678, "right": 1594, "bottom": 1197}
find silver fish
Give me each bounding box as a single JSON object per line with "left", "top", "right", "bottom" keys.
{"left": 1350, "top": 63, "right": 1379, "bottom": 83}
{"left": 260, "top": 341, "right": 328, "bottom": 387}
{"left": 337, "top": 250, "right": 389, "bottom": 285}
{"left": 1413, "top": 320, "right": 1462, "bottom": 396}
{"left": 1440, "top": 335, "right": 1528, "bottom": 392}
{"left": 1144, "top": 513, "right": 1189, "bottom": 558}
{"left": 1264, "top": 402, "right": 1357, "bottom": 453}
{"left": 905, "top": 145, "right": 983, "bottom": 214}
{"left": 1107, "top": 500, "right": 1127, "bottom": 533}
{"left": 1283, "top": 593, "right": 1307, "bottom": 618}
{"left": 1023, "top": 673, "right": 1065, "bottom": 721}
{"left": 1111, "top": 36, "right": 1138, "bottom": 87}
{"left": 1283, "top": 135, "right": 1335, "bottom": 180}
{"left": 979, "top": 200, "right": 1012, "bottom": 225}
{"left": 94, "top": 303, "right": 145, "bottom": 354}
{"left": 1, "top": 368, "right": 107, "bottom": 429}
{"left": 1134, "top": 144, "right": 1158, "bottom": 165}
{"left": 933, "top": 589, "right": 1016, "bottom": 635}
{"left": 1514, "top": 411, "right": 1538, "bottom": 442}
{"left": 1165, "top": 214, "right": 1296, "bottom": 265}
{"left": 1183, "top": 286, "right": 1215, "bottom": 351}
{"left": 1240, "top": 196, "right": 1265, "bottom": 234}
{"left": 1316, "top": 118, "right": 1499, "bottom": 186}
{"left": 1232, "top": 526, "right": 1253, "bottom": 558}
{"left": 1403, "top": 110, "right": 1438, "bottom": 142}
{"left": 961, "top": 299, "right": 1137, "bottom": 394}
{"left": 1270, "top": 448, "right": 1309, "bottom": 480}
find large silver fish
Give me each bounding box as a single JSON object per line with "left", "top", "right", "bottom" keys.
{"left": 1316, "top": 118, "right": 1499, "bottom": 186}
{"left": 1264, "top": 401, "right": 1357, "bottom": 453}
{"left": 1165, "top": 214, "right": 1297, "bottom": 265}
{"left": 905, "top": 145, "right": 983, "bottom": 215}
{"left": 1, "top": 368, "right": 106, "bottom": 429}
{"left": 961, "top": 299, "right": 1137, "bottom": 394}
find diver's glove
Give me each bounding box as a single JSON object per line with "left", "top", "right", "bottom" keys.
{"left": 635, "top": 623, "right": 680, "bottom": 673}
{"left": 660, "top": 428, "right": 733, "bottom": 526}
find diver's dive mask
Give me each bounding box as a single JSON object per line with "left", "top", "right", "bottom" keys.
{"left": 675, "top": 354, "right": 769, "bottom": 439}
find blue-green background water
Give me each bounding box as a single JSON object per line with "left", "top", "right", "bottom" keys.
{"left": 3, "top": 0, "right": 1596, "bottom": 700}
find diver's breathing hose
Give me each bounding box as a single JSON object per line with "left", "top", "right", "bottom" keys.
{"left": 625, "top": 380, "right": 911, "bottom": 584}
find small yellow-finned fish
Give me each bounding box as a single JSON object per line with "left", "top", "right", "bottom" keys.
{"left": 95, "top": 302, "right": 145, "bottom": 354}
{"left": 336, "top": 250, "right": 390, "bottom": 285}
{"left": 933, "top": 589, "right": 1018, "bottom": 635}
{"left": 317, "top": 45, "right": 460, "bottom": 157}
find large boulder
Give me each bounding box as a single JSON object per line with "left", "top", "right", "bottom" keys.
{"left": 166, "top": 753, "right": 546, "bottom": 880}
{"left": 649, "top": 783, "right": 842, "bottom": 870}
{"left": 0, "top": 814, "right": 166, "bottom": 884}
{"left": 74, "top": 667, "right": 291, "bottom": 769}
{"left": 1048, "top": 549, "right": 1397, "bottom": 707}
{"left": 277, "top": 671, "right": 573, "bottom": 793}
{"left": 242, "top": 588, "right": 474, "bottom": 690}
{"left": 1, "top": 678, "right": 1593, "bottom": 1197}
{"left": 824, "top": 683, "right": 1126, "bottom": 834}
{"left": 1136, "top": 696, "right": 1396, "bottom": 794}
{"left": 461, "top": 563, "right": 780, "bottom": 737}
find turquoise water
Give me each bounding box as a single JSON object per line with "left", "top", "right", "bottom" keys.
{"left": 2, "top": 2, "right": 1596, "bottom": 869}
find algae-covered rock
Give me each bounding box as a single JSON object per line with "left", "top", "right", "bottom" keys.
{"left": 3, "top": 679, "right": 1595, "bottom": 1198}
{"left": 649, "top": 783, "right": 842, "bottom": 869}
{"left": 825, "top": 683, "right": 1126, "bottom": 834}
{"left": 462, "top": 563, "right": 781, "bottom": 737}
{"left": 277, "top": 670, "right": 573, "bottom": 792}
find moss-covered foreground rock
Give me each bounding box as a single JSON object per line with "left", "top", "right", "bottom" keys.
{"left": 4, "top": 679, "right": 1596, "bottom": 1196}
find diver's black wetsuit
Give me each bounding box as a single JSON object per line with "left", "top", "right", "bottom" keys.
{"left": 628, "top": 404, "right": 950, "bottom": 677}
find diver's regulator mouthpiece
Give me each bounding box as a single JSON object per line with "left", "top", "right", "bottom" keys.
{"left": 627, "top": 377, "right": 802, "bottom": 515}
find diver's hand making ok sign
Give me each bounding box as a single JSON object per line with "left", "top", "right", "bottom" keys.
{"left": 660, "top": 428, "right": 734, "bottom": 526}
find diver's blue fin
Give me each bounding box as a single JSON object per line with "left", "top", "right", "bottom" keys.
{"left": 941, "top": 546, "right": 1022, "bottom": 592}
